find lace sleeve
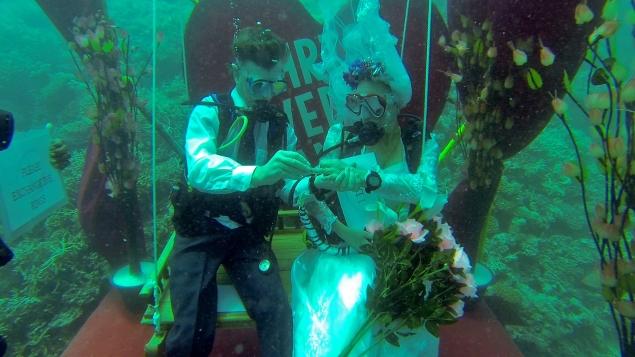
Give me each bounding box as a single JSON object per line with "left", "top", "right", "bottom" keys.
{"left": 300, "top": 198, "right": 339, "bottom": 235}
{"left": 279, "top": 177, "right": 339, "bottom": 235}
{"left": 375, "top": 135, "right": 441, "bottom": 209}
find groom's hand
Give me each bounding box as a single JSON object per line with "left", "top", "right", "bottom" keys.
{"left": 252, "top": 151, "right": 314, "bottom": 187}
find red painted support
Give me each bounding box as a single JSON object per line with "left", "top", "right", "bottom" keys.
{"left": 439, "top": 301, "right": 524, "bottom": 357}
{"left": 63, "top": 289, "right": 522, "bottom": 356}
{"left": 61, "top": 290, "right": 153, "bottom": 357}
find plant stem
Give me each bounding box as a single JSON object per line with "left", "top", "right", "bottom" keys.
{"left": 339, "top": 313, "right": 382, "bottom": 357}
{"left": 556, "top": 114, "right": 603, "bottom": 259}
{"left": 587, "top": 43, "right": 620, "bottom": 91}
{"left": 68, "top": 50, "right": 98, "bottom": 106}
{"left": 563, "top": 88, "right": 590, "bottom": 118}
{"left": 380, "top": 265, "right": 448, "bottom": 303}
{"left": 358, "top": 318, "right": 409, "bottom": 356}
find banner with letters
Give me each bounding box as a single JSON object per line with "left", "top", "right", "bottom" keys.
{"left": 185, "top": 0, "right": 451, "bottom": 163}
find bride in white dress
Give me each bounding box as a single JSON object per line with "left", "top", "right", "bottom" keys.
{"left": 291, "top": 2, "right": 446, "bottom": 355}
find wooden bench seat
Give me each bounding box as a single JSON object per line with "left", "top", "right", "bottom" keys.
{"left": 141, "top": 210, "right": 306, "bottom": 356}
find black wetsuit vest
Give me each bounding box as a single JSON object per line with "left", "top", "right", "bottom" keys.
{"left": 171, "top": 93, "right": 288, "bottom": 238}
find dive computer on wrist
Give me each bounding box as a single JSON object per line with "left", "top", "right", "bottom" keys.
{"left": 365, "top": 170, "right": 382, "bottom": 193}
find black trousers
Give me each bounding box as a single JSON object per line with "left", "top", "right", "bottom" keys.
{"left": 165, "top": 226, "right": 292, "bottom": 357}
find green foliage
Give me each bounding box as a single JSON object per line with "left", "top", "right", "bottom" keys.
{"left": 564, "top": 70, "right": 573, "bottom": 93}
{"left": 340, "top": 211, "right": 473, "bottom": 355}
{"left": 0, "top": 1, "right": 189, "bottom": 355}
{"left": 441, "top": 14, "right": 508, "bottom": 189}
{"left": 592, "top": 66, "right": 612, "bottom": 85}
{"left": 102, "top": 40, "right": 115, "bottom": 53}
{"left": 0, "top": 206, "right": 110, "bottom": 356}
{"left": 526, "top": 68, "right": 544, "bottom": 90}
{"left": 556, "top": 15, "right": 635, "bottom": 354}
{"left": 70, "top": 11, "right": 145, "bottom": 197}
{"left": 590, "top": 57, "right": 628, "bottom": 85}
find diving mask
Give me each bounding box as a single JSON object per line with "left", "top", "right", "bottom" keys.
{"left": 345, "top": 94, "right": 387, "bottom": 118}
{"left": 247, "top": 78, "right": 288, "bottom": 99}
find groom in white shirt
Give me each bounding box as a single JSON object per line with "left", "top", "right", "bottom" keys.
{"left": 166, "top": 25, "right": 315, "bottom": 357}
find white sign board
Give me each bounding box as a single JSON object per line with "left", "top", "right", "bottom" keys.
{"left": 337, "top": 152, "right": 379, "bottom": 230}
{"left": 0, "top": 129, "right": 67, "bottom": 240}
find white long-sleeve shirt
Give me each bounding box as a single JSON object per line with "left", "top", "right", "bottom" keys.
{"left": 184, "top": 87, "right": 308, "bottom": 228}
{"left": 186, "top": 88, "right": 298, "bottom": 191}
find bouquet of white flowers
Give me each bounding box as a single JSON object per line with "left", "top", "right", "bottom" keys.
{"left": 340, "top": 206, "right": 476, "bottom": 356}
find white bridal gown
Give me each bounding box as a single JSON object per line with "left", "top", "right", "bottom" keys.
{"left": 291, "top": 124, "right": 445, "bottom": 356}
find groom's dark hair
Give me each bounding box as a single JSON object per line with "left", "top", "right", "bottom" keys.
{"left": 232, "top": 25, "right": 289, "bottom": 69}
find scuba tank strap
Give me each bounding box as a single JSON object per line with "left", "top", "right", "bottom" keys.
{"left": 185, "top": 92, "right": 239, "bottom": 149}
{"left": 209, "top": 92, "right": 237, "bottom": 147}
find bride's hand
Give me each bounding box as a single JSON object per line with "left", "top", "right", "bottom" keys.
{"left": 313, "top": 172, "right": 338, "bottom": 191}
{"left": 318, "top": 159, "right": 348, "bottom": 176}
{"left": 333, "top": 221, "right": 372, "bottom": 251}
{"left": 318, "top": 159, "right": 368, "bottom": 192}
{"left": 334, "top": 166, "right": 367, "bottom": 192}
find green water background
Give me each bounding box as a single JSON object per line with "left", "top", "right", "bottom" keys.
{"left": 0, "top": 0, "right": 631, "bottom": 355}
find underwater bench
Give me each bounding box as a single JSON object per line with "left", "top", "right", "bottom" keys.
{"left": 140, "top": 209, "right": 306, "bottom": 356}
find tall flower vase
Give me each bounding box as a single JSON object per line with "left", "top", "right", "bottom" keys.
{"left": 111, "top": 187, "right": 154, "bottom": 313}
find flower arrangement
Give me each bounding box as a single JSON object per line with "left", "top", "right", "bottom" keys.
{"left": 555, "top": 2, "right": 635, "bottom": 355}
{"left": 343, "top": 58, "right": 386, "bottom": 89}
{"left": 340, "top": 206, "right": 476, "bottom": 356}
{"left": 69, "top": 11, "right": 147, "bottom": 198}
{"left": 68, "top": 11, "right": 155, "bottom": 273}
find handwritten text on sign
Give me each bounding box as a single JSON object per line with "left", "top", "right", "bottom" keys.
{"left": 0, "top": 128, "right": 67, "bottom": 240}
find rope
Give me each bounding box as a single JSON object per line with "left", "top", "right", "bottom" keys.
{"left": 180, "top": 18, "right": 189, "bottom": 97}
{"left": 400, "top": 0, "right": 412, "bottom": 58}
{"left": 421, "top": 0, "right": 433, "bottom": 155}
{"left": 151, "top": 0, "right": 160, "bottom": 333}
